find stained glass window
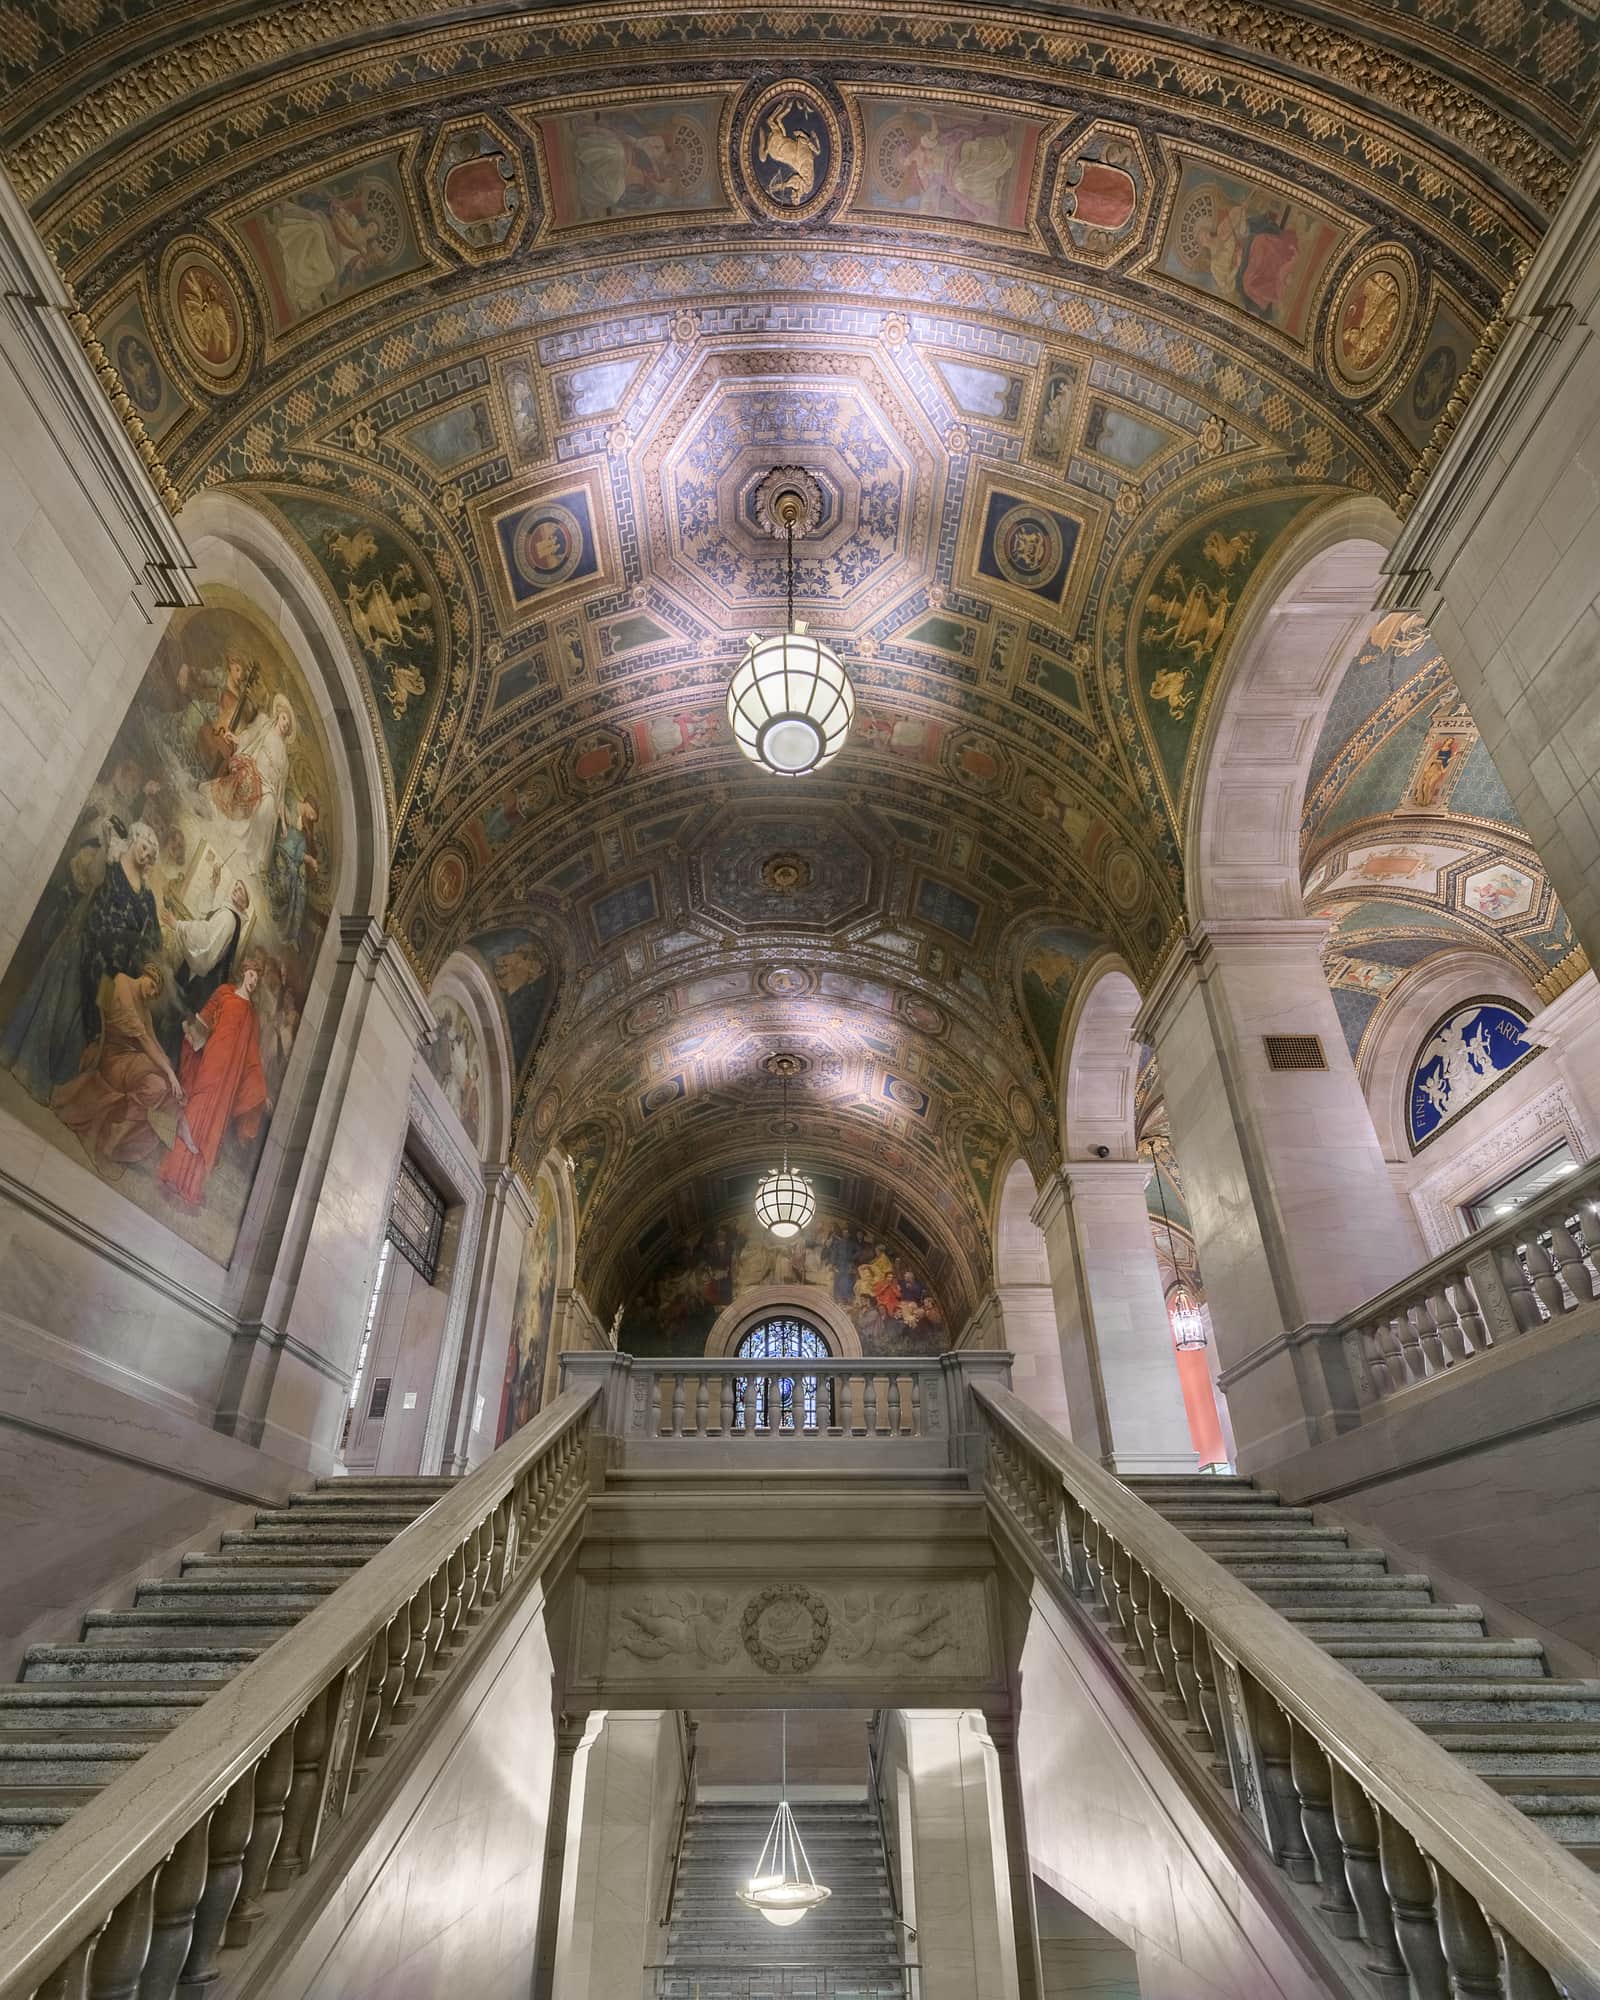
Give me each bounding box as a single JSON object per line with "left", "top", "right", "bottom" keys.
{"left": 735, "top": 1317, "right": 832, "bottom": 1430}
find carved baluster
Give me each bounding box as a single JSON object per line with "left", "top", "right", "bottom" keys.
{"left": 426, "top": 1565, "right": 449, "bottom": 1670}
{"left": 888, "top": 1376, "right": 903, "bottom": 1434}
{"left": 269, "top": 1685, "right": 335, "bottom": 1890}
{"left": 1145, "top": 1580, "right": 1179, "bottom": 1705}
{"left": 1446, "top": 1270, "right": 1487, "bottom": 1356}
{"left": 717, "top": 1376, "right": 732, "bottom": 1432}
{"left": 37, "top": 1940, "right": 98, "bottom": 2000}
{"left": 1522, "top": 1223, "right": 1567, "bottom": 1320}
{"left": 1167, "top": 1603, "right": 1209, "bottom": 1747}
{"left": 177, "top": 1774, "right": 254, "bottom": 1998}
{"left": 1393, "top": 1307, "right": 1427, "bottom": 1384}
{"left": 138, "top": 1817, "right": 212, "bottom": 2000}
{"left": 694, "top": 1374, "right": 710, "bottom": 1435}
{"left": 1356, "top": 1318, "right": 1393, "bottom": 1398}
{"left": 1428, "top": 1867, "right": 1503, "bottom": 1999}
{"left": 1494, "top": 1241, "right": 1545, "bottom": 1333}
{"left": 1060, "top": 1495, "right": 1090, "bottom": 1596}
{"left": 461, "top": 1522, "right": 485, "bottom": 1617}
{"left": 1415, "top": 1292, "right": 1450, "bottom": 1373}
{"left": 403, "top": 1583, "right": 429, "bottom": 1695}
{"left": 1544, "top": 1206, "right": 1594, "bottom": 1308}
{"left": 1128, "top": 1561, "right": 1157, "bottom": 1675}
{"left": 358, "top": 1631, "right": 386, "bottom": 1748}
{"left": 378, "top": 1605, "right": 409, "bottom": 1734}
{"left": 225, "top": 1726, "right": 294, "bottom": 1947}
{"left": 1107, "top": 1539, "right": 1132, "bottom": 1639}
{"left": 1245, "top": 1684, "right": 1313, "bottom": 1880}
{"left": 909, "top": 1373, "right": 923, "bottom": 1437}
{"left": 1496, "top": 1927, "right": 1564, "bottom": 1999}
{"left": 864, "top": 1374, "right": 880, "bottom": 1435}
{"left": 670, "top": 1371, "right": 686, "bottom": 1436}
{"left": 1328, "top": 1766, "right": 1405, "bottom": 1984}
{"left": 1377, "top": 1808, "right": 1448, "bottom": 1999}
{"left": 1423, "top": 1283, "right": 1467, "bottom": 1366}
{"left": 1189, "top": 1625, "right": 1227, "bottom": 1770}
{"left": 87, "top": 1874, "right": 159, "bottom": 2000}
{"left": 445, "top": 1541, "right": 466, "bottom": 1640}
{"left": 1287, "top": 1724, "right": 1357, "bottom": 1935}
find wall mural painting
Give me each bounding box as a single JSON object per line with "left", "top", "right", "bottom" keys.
{"left": 271, "top": 493, "right": 441, "bottom": 808}
{"left": 1155, "top": 155, "right": 1347, "bottom": 342}
{"left": 1133, "top": 493, "right": 1317, "bottom": 803}
{"left": 426, "top": 995, "right": 482, "bottom": 1146}
{"left": 627, "top": 1208, "right": 946, "bottom": 1357}
{"left": 565, "top": 1118, "right": 609, "bottom": 1216}
{"left": 1018, "top": 923, "right": 1103, "bottom": 1076}
{"left": 1408, "top": 1000, "right": 1536, "bottom": 1150}
{"left": 534, "top": 99, "right": 728, "bottom": 227}
{"left": 0, "top": 591, "right": 337, "bottom": 1263}
{"left": 234, "top": 151, "right": 427, "bottom": 338}
{"left": 499, "top": 1169, "right": 560, "bottom": 1441}
{"left": 852, "top": 98, "right": 1043, "bottom": 234}
{"left": 1389, "top": 294, "right": 1479, "bottom": 451}
{"left": 467, "top": 926, "right": 554, "bottom": 1081}
{"left": 96, "top": 288, "right": 188, "bottom": 443}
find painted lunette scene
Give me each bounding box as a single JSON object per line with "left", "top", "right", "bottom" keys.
{"left": 499, "top": 1168, "right": 560, "bottom": 1441}
{"left": 0, "top": 591, "right": 337, "bottom": 1264}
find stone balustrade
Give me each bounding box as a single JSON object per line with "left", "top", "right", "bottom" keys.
{"left": 1329, "top": 1152, "right": 1600, "bottom": 1409}
{"left": 560, "top": 1350, "right": 1013, "bottom": 1474}
{"left": 974, "top": 1378, "right": 1600, "bottom": 2000}
{"left": 0, "top": 1386, "right": 599, "bottom": 2000}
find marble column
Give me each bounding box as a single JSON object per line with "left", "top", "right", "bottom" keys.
{"left": 1390, "top": 136, "right": 1600, "bottom": 978}
{"left": 550, "top": 1709, "right": 680, "bottom": 1997}
{"left": 1135, "top": 920, "right": 1418, "bottom": 1470}
{"left": 1031, "top": 1167, "right": 1197, "bottom": 1473}
{"left": 986, "top": 1713, "right": 1044, "bottom": 2000}
{"left": 532, "top": 1715, "right": 592, "bottom": 2000}
{"left": 895, "top": 1709, "right": 1024, "bottom": 2000}
{"left": 440, "top": 1163, "right": 518, "bottom": 1474}
{"left": 216, "top": 918, "right": 432, "bottom": 1462}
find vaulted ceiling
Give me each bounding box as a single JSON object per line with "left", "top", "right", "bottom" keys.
{"left": 11, "top": 0, "right": 1594, "bottom": 1316}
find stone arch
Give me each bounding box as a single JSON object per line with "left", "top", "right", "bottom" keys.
{"left": 994, "top": 1154, "right": 1050, "bottom": 1290}
{"left": 1184, "top": 495, "right": 1398, "bottom": 925}
{"left": 424, "top": 949, "right": 518, "bottom": 1164}
{"left": 704, "top": 1284, "right": 863, "bottom": 1359}
{"left": 1060, "top": 956, "right": 1145, "bottom": 1161}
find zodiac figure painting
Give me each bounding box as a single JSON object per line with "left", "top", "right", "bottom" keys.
{"left": 743, "top": 84, "right": 841, "bottom": 216}
{"left": 0, "top": 591, "right": 337, "bottom": 1264}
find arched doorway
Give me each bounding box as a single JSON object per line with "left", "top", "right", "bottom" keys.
{"left": 735, "top": 1313, "right": 833, "bottom": 1431}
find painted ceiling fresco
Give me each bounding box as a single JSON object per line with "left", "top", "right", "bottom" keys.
{"left": 1301, "top": 614, "right": 1585, "bottom": 1062}
{"left": 9, "top": 0, "right": 1593, "bottom": 1315}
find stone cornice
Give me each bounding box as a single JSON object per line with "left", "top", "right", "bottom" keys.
{"left": 338, "top": 914, "right": 434, "bottom": 1050}
{"left": 0, "top": 166, "right": 194, "bottom": 608}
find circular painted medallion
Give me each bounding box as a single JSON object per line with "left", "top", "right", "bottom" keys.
{"left": 429, "top": 848, "right": 468, "bottom": 912}
{"left": 1008, "top": 1084, "right": 1038, "bottom": 1138}
{"left": 532, "top": 1086, "right": 561, "bottom": 1140}
{"left": 991, "top": 504, "right": 1064, "bottom": 590}
{"left": 759, "top": 964, "right": 813, "bottom": 997}
{"left": 161, "top": 239, "right": 251, "bottom": 390}
{"left": 739, "top": 81, "right": 844, "bottom": 220}
{"left": 511, "top": 501, "right": 584, "bottom": 591}
{"left": 1325, "top": 246, "right": 1417, "bottom": 396}
{"left": 1103, "top": 843, "right": 1145, "bottom": 913}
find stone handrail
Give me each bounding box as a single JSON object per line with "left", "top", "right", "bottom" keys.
{"left": 596, "top": 1354, "right": 956, "bottom": 1442}
{"left": 973, "top": 1378, "right": 1600, "bottom": 2000}
{"left": 1331, "top": 1152, "right": 1600, "bottom": 1407}
{"left": 0, "top": 1384, "right": 599, "bottom": 2000}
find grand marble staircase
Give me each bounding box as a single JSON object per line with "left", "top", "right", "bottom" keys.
{"left": 1125, "top": 1474, "right": 1600, "bottom": 1869}
{"left": 0, "top": 1474, "right": 453, "bottom": 1877}
{"left": 656, "top": 1798, "right": 907, "bottom": 1999}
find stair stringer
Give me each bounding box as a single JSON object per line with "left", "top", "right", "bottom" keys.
{"left": 989, "top": 1513, "right": 1371, "bottom": 2000}
{"left": 214, "top": 1522, "right": 584, "bottom": 2000}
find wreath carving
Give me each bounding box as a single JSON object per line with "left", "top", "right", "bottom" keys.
{"left": 741, "top": 1582, "right": 831, "bottom": 1674}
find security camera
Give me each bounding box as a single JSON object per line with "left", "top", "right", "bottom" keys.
{"left": 1091, "top": 1144, "right": 1111, "bottom": 1160}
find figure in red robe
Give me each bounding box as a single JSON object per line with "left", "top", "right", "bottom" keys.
{"left": 158, "top": 957, "right": 270, "bottom": 1207}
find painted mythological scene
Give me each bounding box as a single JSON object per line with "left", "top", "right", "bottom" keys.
{"left": 0, "top": 591, "right": 336, "bottom": 1263}
{"left": 499, "top": 1171, "right": 560, "bottom": 1441}
{"left": 625, "top": 1209, "right": 946, "bottom": 1356}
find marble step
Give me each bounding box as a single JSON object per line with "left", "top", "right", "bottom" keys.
{"left": 0, "top": 1686, "right": 209, "bottom": 1729}
{"left": 251, "top": 1504, "right": 427, "bottom": 1528}
{"left": 1372, "top": 1681, "right": 1600, "bottom": 1724}
{"left": 77, "top": 1609, "right": 299, "bottom": 1649}
{"left": 133, "top": 1578, "right": 342, "bottom": 1612}
{"left": 1437, "top": 1732, "right": 1600, "bottom": 1778}
{"left": 219, "top": 1526, "right": 392, "bottom": 1551}
{"left": 312, "top": 1476, "right": 455, "bottom": 1494}
{"left": 1180, "top": 1523, "right": 1346, "bottom": 1544}
{"left": 1492, "top": 1790, "right": 1600, "bottom": 1844}
{"left": 0, "top": 1740, "right": 148, "bottom": 1787}
{"left": 1149, "top": 1504, "right": 1315, "bottom": 1525}
{"left": 182, "top": 1548, "right": 368, "bottom": 1574}
{"left": 0, "top": 1802, "right": 77, "bottom": 1857}
{"left": 1282, "top": 1606, "right": 1487, "bottom": 1642}
{"left": 22, "top": 1644, "right": 261, "bottom": 1684}
{"left": 1123, "top": 1476, "right": 1259, "bottom": 1492}
{"left": 1332, "top": 1640, "right": 1547, "bottom": 1681}
{"left": 1210, "top": 1549, "right": 1390, "bottom": 1574}
{"left": 1254, "top": 1578, "right": 1435, "bottom": 1608}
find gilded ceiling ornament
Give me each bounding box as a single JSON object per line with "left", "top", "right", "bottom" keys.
{"left": 1324, "top": 243, "right": 1419, "bottom": 397}
{"left": 64, "top": 305, "right": 182, "bottom": 514}
{"left": 159, "top": 237, "right": 253, "bottom": 393}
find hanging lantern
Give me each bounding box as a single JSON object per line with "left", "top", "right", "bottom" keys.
{"left": 727, "top": 469, "right": 854, "bottom": 777}
{"left": 755, "top": 1055, "right": 814, "bottom": 1238}
{"left": 1169, "top": 1285, "right": 1208, "bottom": 1351}
{"left": 737, "top": 1713, "right": 832, "bottom": 1928}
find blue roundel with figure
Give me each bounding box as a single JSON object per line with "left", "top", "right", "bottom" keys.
{"left": 1407, "top": 999, "right": 1535, "bottom": 1151}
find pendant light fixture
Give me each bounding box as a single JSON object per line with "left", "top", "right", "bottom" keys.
{"left": 727, "top": 468, "right": 854, "bottom": 776}
{"left": 754, "top": 1053, "right": 814, "bottom": 1239}
{"left": 1145, "top": 1136, "right": 1207, "bottom": 1350}
{"left": 737, "top": 1711, "right": 832, "bottom": 1928}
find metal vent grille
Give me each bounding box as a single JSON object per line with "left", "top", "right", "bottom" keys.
{"left": 368, "top": 1377, "right": 392, "bottom": 1421}
{"left": 1264, "top": 1034, "right": 1327, "bottom": 1072}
